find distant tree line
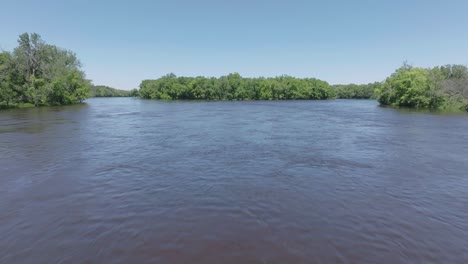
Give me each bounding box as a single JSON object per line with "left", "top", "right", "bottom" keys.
{"left": 90, "top": 85, "right": 138, "bottom": 97}
{"left": 377, "top": 64, "right": 468, "bottom": 111}
{"left": 2, "top": 33, "right": 467, "bottom": 112}
{"left": 333, "top": 82, "right": 381, "bottom": 99}
{"left": 138, "top": 73, "right": 383, "bottom": 101}
{"left": 139, "top": 73, "right": 336, "bottom": 100}
{"left": 138, "top": 66, "right": 468, "bottom": 111}
{"left": 0, "top": 33, "right": 89, "bottom": 108}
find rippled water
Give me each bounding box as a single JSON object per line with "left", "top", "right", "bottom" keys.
{"left": 1, "top": 98, "right": 467, "bottom": 263}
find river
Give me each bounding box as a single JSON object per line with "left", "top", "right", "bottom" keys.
{"left": 1, "top": 98, "right": 467, "bottom": 263}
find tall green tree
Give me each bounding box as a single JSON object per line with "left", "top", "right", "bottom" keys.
{"left": 0, "top": 33, "right": 90, "bottom": 107}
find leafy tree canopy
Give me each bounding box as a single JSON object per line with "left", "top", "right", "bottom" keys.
{"left": 376, "top": 64, "right": 468, "bottom": 111}
{"left": 0, "top": 33, "right": 89, "bottom": 107}
{"left": 139, "top": 73, "right": 336, "bottom": 101}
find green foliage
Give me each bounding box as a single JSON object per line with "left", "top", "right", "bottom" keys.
{"left": 89, "top": 85, "right": 133, "bottom": 97}
{"left": 129, "top": 88, "right": 139, "bottom": 97}
{"left": 0, "top": 33, "right": 90, "bottom": 107}
{"left": 139, "top": 73, "right": 335, "bottom": 100}
{"left": 333, "top": 82, "right": 381, "bottom": 99}
{"left": 377, "top": 64, "right": 468, "bottom": 111}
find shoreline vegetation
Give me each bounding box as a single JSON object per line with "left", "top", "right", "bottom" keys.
{"left": 138, "top": 67, "right": 468, "bottom": 111}
{"left": 0, "top": 33, "right": 89, "bottom": 108}
{"left": 0, "top": 33, "right": 137, "bottom": 110}
{"left": 1, "top": 33, "right": 467, "bottom": 112}
{"left": 377, "top": 63, "right": 468, "bottom": 112}
{"left": 89, "top": 85, "right": 138, "bottom": 98}
{"left": 139, "top": 74, "right": 381, "bottom": 101}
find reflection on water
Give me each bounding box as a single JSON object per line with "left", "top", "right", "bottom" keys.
{"left": 1, "top": 98, "right": 467, "bottom": 263}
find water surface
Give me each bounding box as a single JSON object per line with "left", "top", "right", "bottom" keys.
{"left": 1, "top": 98, "right": 467, "bottom": 263}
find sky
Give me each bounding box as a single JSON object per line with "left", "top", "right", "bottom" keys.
{"left": 1, "top": 0, "right": 468, "bottom": 90}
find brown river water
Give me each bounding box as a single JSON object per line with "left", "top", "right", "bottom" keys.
{"left": 1, "top": 98, "right": 467, "bottom": 263}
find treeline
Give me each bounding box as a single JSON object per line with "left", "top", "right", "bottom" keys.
{"left": 333, "top": 82, "right": 381, "bottom": 99}
{"left": 89, "top": 85, "right": 138, "bottom": 97}
{"left": 0, "top": 33, "right": 89, "bottom": 108}
{"left": 139, "top": 73, "right": 336, "bottom": 100}
{"left": 139, "top": 73, "right": 384, "bottom": 101}
{"left": 377, "top": 64, "right": 468, "bottom": 111}
{"left": 2, "top": 33, "right": 466, "bottom": 112}
{"left": 138, "top": 66, "right": 468, "bottom": 112}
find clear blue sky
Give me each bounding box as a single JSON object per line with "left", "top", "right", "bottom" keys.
{"left": 1, "top": 0, "right": 467, "bottom": 90}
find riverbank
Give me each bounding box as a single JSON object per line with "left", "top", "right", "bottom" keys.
{"left": 0, "top": 103, "right": 35, "bottom": 110}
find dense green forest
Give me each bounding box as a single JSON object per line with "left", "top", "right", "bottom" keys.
{"left": 0, "top": 33, "right": 89, "bottom": 108}
{"left": 139, "top": 73, "right": 336, "bottom": 100}
{"left": 377, "top": 64, "right": 468, "bottom": 111}
{"left": 89, "top": 85, "right": 138, "bottom": 97}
